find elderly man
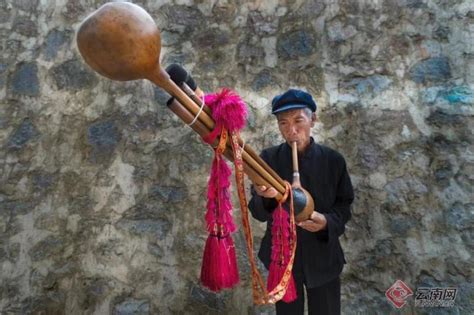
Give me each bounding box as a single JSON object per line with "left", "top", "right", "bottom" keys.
{"left": 248, "top": 89, "right": 354, "bottom": 315}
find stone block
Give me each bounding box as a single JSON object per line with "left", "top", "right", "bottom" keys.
{"left": 87, "top": 119, "right": 121, "bottom": 162}
{"left": 444, "top": 202, "right": 473, "bottom": 230}
{"left": 113, "top": 298, "right": 150, "bottom": 315}
{"left": 51, "top": 59, "right": 98, "bottom": 90}
{"left": 116, "top": 218, "right": 171, "bottom": 240}
{"left": 29, "top": 235, "right": 66, "bottom": 261}
{"left": 13, "top": 17, "right": 37, "bottom": 37}
{"left": 150, "top": 184, "right": 187, "bottom": 203}
{"left": 277, "top": 30, "right": 315, "bottom": 59}
{"left": 43, "top": 29, "right": 70, "bottom": 60}
{"left": 0, "top": 63, "right": 7, "bottom": 87}
{"left": 409, "top": 57, "right": 451, "bottom": 84}
{"left": 189, "top": 284, "right": 226, "bottom": 311}
{"left": 7, "top": 119, "right": 39, "bottom": 149}
{"left": 9, "top": 63, "right": 39, "bottom": 96}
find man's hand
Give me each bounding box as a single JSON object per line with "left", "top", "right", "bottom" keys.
{"left": 254, "top": 185, "right": 278, "bottom": 199}
{"left": 297, "top": 211, "right": 327, "bottom": 232}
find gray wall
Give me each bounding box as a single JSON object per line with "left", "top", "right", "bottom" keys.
{"left": 0, "top": 0, "right": 472, "bottom": 314}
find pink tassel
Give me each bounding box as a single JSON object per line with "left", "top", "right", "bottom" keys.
{"left": 267, "top": 262, "right": 282, "bottom": 293}
{"left": 282, "top": 273, "right": 297, "bottom": 303}
{"left": 200, "top": 151, "right": 239, "bottom": 292}
{"left": 200, "top": 88, "right": 248, "bottom": 293}
{"left": 204, "top": 89, "right": 248, "bottom": 132}
{"left": 200, "top": 235, "right": 239, "bottom": 291}
{"left": 223, "top": 236, "right": 239, "bottom": 287}
{"left": 200, "top": 236, "right": 217, "bottom": 291}
{"left": 267, "top": 204, "right": 297, "bottom": 303}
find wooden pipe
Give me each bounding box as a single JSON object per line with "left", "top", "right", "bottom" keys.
{"left": 167, "top": 99, "right": 283, "bottom": 200}
{"left": 76, "top": 3, "right": 286, "bottom": 194}
{"left": 291, "top": 142, "right": 314, "bottom": 222}
{"left": 180, "top": 84, "right": 313, "bottom": 222}
{"left": 291, "top": 142, "right": 301, "bottom": 187}
{"left": 76, "top": 2, "right": 313, "bottom": 221}
{"left": 169, "top": 98, "right": 313, "bottom": 223}
{"left": 181, "top": 83, "right": 285, "bottom": 191}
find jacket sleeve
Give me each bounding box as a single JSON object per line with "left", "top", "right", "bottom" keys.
{"left": 248, "top": 150, "right": 278, "bottom": 222}
{"left": 323, "top": 157, "right": 354, "bottom": 241}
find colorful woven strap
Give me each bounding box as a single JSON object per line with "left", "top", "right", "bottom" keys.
{"left": 229, "top": 131, "right": 297, "bottom": 305}
{"left": 267, "top": 181, "right": 296, "bottom": 303}
{"left": 229, "top": 131, "right": 267, "bottom": 303}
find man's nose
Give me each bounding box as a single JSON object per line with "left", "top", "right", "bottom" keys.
{"left": 289, "top": 125, "right": 298, "bottom": 134}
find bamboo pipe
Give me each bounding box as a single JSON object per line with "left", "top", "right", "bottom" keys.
{"left": 180, "top": 83, "right": 314, "bottom": 222}
{"left": 181, "top": 83, "right": 285, "bottom": 190}
{"left": 167, "top": 99, "right": 271, "bottom": 301}
{"left": 169, "top": 95, "right": 318, "bottom": 223}
{"left": 291, "top": 142, "right": 314, "bottom": 222}
{"left": 76, "top": 2, "right": 285, "bottom": 194}
{"left": 75, "top": 2, "right": 285, "bottom": 197}
{"left": 166, "top": 83, "right": 288, "bottom": 194}
{"left": 291, "top": 142, "right": 301, "bottom": 187}
{"left": 167, "top": 99, "right": 283, "bottom": 200}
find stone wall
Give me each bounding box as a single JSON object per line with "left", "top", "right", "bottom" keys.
{"left": 0, "top": 0, "right": 472, "bottom": 314}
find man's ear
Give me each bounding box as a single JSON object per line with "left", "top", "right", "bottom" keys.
{"left": 311, "top": 113, "right": 317, "bottom": 126}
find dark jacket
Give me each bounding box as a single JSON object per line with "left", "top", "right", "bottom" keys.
{"left": 248, "top": 138, "right": 354, "bottom": 288}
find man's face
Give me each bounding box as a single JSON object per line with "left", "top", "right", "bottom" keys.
{"left": 276, "top": 108, "right": 316, "bottom": 152}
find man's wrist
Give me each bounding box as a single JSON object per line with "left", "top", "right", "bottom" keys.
{"left": 321, "top": 213, "right": 328, "bottom": 230}
{"left": 310, "top": 211, "right": 328, "bottom": 230}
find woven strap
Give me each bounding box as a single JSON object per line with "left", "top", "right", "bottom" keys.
{"left": 216, "top": 127, "right": 227, "bottom": 154}
{"left": 267, "top": 181, "right": 296, "bottom": 303}
{"left": 229, "top": 131, "right": 267, "bottom": 303}
{"left": 229, "top": 131, "right": 296, "bottom": 304}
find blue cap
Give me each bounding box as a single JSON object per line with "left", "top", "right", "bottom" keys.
{"left": 271, "top": 89, "right": 317, "bottom": 114}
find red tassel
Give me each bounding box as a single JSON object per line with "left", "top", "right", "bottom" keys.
{"left": 200, "top": 235, "right": 217, "bottom": 291}
{"left": 282, "top": 273, "right": 297, "bottom": 303}
{"left": 267, "top": 204, "right": 297, "bottom": 303}
{"left": 200, "top": 90, "right": 249, "bottom": 294}
{"left": 200, "top": 137, "right": 239, "bottom": 292}
{"left": 200, "top": 235, "right": 239, "bottom": 291}
{"left": 224, "top": 236, "right": 239, "bottom": 287}
{"left": 267, "top": 262, "right": 282, "bottom": 293}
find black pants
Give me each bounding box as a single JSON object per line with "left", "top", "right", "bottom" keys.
{"left": 275, "top": 274, "right": 341, "bottom": 315}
